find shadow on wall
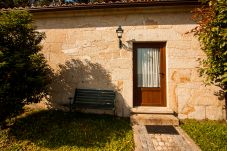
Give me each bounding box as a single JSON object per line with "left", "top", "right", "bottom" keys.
{"left": 49, "top": 59, "right": 130, "bottom": 116}
{"left": 214, "top": 89, "right": 227, "bottom": 101}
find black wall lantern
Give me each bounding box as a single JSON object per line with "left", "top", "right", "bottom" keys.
{"left": 116, "top": 25, "right": 124, "bottom": 49}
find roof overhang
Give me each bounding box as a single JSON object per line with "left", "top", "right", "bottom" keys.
{"left": 27, "top": 1, "right": 200, "bottom": 13}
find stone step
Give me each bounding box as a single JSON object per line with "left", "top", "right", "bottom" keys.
{"left": 131, "top": 107, "right": 174, "bottom": 114}
{"left": 131, "top": 114, "right": 179, "bottom": 126}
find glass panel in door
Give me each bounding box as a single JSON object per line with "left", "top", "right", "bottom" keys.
{"left": 137, "top": 48, "right": 160, "bottom": 88}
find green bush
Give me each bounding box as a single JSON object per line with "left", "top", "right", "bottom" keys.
{"left": 0, "top": 0, "right": 53, "bottom": 8}
{"left": 13, "top": 0, "right": 29, "bottom": 7}
{"left": 33, "top": 0, "right": 53, "bottom": 6}
{"left": 193, "top": 0, "right": 227, "bottom": 93}
{"left": 0, "top": 10, "right": 52, "bottom": 124}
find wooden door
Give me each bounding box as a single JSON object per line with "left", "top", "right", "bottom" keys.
{"left": 133, "top": 43, "right": 166, "bottom": 106}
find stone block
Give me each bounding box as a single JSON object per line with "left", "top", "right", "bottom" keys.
{"left": 110, "top": 59, "right": 132, "bottom": 69}
{"left": 120, "top": 50, "right": 132, "bottom": 58}
{"left": 167, "top": 84, "right": 178, "bottom": 112}
{"left": 190, "top": 69, "right": 203, "bottom": 82}
{"left": 180, "top": 104, "right": 195, "bottom": 116}
{"left": 178, "top": 113, "right": 188, "bottom": 119}
{"left": 177, "top": 93, "right": 191, "bottom": 113}
{"left": 189, "top": 88, "right": 222, "bottom": 106}
{"left": 83, "top": 30, "right": 102, "bottom": 42}
{"left": 170, "top": 69, "right": 192, "bottom": 83}
{"left": 168, "top": 48, "right": 203, "bottom": 58}
{"left": 167, "top": 40, "right": 191, "bottom": 50}
{"left": 158, "top": 25, "right": 172, "bottom": 29}
{"left": 206, "top": 106, "right": 224, "bottom": 120}
{"left": 168, "top": 57, "right": 199, "bottom": 69}
{"left": 112, "top": 69, "right": 132, "bottom": 80}
{"left": 188, "top": 106, "right": 206, "bottom": 120}
{"left": 130, "top": 114, "right": 179, "bottom": 125}
{"left": 173, "top": 24, "right": 196, "bottom": 35}
{"left": 111, "top": 51, "right": 121, "bottom": 59}
{"left": 123, "top": 80, "right": 133, "bottom": 107}
{"left": 99, "top": 52, "right": 112, "bottom": 60}
{"left": 117, "top": 80, "right": 124, "bottom": 92}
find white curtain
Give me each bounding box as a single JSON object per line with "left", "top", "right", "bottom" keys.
{"left": 137, "top": 48, "right": 160, "bottom": 87}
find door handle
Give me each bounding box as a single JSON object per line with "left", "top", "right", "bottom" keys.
{"left": 159, "top": 73, "right": 165, "bottom": 76}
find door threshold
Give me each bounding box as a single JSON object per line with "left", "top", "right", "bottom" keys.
{"left": 131, "top": 106, "right": 174, "bottom": 114}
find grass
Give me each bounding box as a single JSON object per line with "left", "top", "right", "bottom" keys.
{"left": 180, "top": 119, "right": 227, "bottom": 151}
{"left": 0, "top": 109, "right": 134, "bottom": 151}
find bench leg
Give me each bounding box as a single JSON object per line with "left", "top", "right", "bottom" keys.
{"left": 68, "top": 97, "right": 73, "bottom": 112}
{"left": 113, "top": 108, "right": 116, "bottom": 118}
{"left": 69, "top": 103, "right": 72, "bottom": 112}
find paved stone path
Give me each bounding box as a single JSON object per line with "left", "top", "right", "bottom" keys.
{"left": 133, "top": 124, "right": 201, "bottom": 151}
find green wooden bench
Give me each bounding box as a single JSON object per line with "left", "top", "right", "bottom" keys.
{"left": 69, "top": 88, "right": 116, "bottom": 115}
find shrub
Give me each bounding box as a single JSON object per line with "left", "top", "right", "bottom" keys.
{"left": 192, "top": 0, "right": 227, "bottom": 93}
{"left": 0, "top": 9, "right": 52, "bottom": 124}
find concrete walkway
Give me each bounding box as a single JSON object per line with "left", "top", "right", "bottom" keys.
{"left": 131, "top": 114, "right": 201, "bottom": 151}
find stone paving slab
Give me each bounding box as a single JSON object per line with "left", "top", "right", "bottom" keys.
{"left": 133, "top": 124, "right": 201, "bottom": 151}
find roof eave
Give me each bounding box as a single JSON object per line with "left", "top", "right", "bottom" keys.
{"left": 28, "top": 1, "right": 200, "bottom": 13}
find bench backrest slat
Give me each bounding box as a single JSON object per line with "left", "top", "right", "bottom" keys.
{"left": 76, "top": 104, "right": 114, "bottom": 109}
{"left": 72, "top": 88, "right": 115, "bottom": 111}
{"left": 76, "top": 96, "right": 115, "bottom": 100}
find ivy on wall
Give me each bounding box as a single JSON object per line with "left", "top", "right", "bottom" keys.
{"left": 192, "top": 0, "right": 227, "bottom": 93}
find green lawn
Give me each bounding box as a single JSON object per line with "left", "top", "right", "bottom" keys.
{"left": 180, "top": 119, "right": 227, "bottom": 151}
{"left": 0, "top": 109, "right": 134, "bottom": 151}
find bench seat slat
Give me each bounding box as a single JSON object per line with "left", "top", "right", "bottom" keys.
{"left": 76, "top": 101, "right": 114, "bottom": 105}
{"left": 76, "top": 93, "right": 114, "bottom": 95}
{"left": 75, "top": 100, "right": 113, "bottom": 103}
{"left": 75, "top": 104, "right": 114, "bottom": 110}
{"left": 76, "top": 102, "right": 114, "bottom": 108}
{"left": 77, "top": 90, "right": 114, "bottom": 92}
{"left": 76, "top": 93, "right": 115, "bottom": 97}
{"left": 77, "top": 91, "right": 115, "bottom": 95}
{"left": 77, "top": 89, "right": 114, "bottom": 92}
{"left": 77, "top": 93, "right": 115, "bottom": 96}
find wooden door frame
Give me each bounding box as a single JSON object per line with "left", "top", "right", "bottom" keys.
{"left": 133, "top": 42, "right": 166, "bottom": 107}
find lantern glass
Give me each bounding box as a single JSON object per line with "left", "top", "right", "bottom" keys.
{"left": 116, "top": 26, "right": 123, "bottom": 38}
{"left": 117, "top": 32, "right": 122, "bottom": 38}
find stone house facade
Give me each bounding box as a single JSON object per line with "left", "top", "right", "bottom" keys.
{"left": 31, "top": 0, "right": 226, "bottom": 120}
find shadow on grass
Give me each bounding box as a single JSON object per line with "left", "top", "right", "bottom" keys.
{"left": 9, "top": 109, "right": 133, "bottom": 150}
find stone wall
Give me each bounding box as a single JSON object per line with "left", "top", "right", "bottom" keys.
{"left": 33, "top": 6, "right": 226, "bottom": 119}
